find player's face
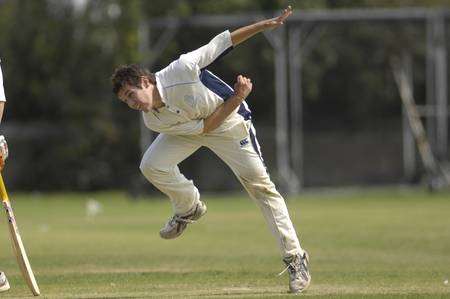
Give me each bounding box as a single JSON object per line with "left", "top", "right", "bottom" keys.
{"left": 117, "top": 79, "right": 153, "bottom": 113}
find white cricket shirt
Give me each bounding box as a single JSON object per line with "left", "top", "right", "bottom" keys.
{"left": 142, "top": 30, "right": 251, "bottom": 135}
{"left": 0, "top": 59, "right": 6, "bottom": 102}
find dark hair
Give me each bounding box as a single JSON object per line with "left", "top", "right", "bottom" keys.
{"left": 111, "top": 64, "right": 155, "bottom": 95}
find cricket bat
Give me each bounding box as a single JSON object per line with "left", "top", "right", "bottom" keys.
{"left": 0, "top": 173, "right": 40, "bottom": 296}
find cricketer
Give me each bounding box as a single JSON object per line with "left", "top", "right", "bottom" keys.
{"left": 111, "top": 6, "right": 310, "bottom": 293}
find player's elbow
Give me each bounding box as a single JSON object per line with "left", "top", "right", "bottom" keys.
{"left": 202, "top": 126, "right": 211, "bottom": 134}
{"left": 202, "top": 119, "right": 212, "bottom": 134}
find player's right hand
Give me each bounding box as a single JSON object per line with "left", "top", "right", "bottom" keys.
{"left": 233, "top": 75, "right": 252, "bottom": 101}
{"left": 0, "top": 135, "right": 8, "bottom": 171}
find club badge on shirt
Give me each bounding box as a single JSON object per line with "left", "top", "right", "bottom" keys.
{"left": 184, "top": 94, "right": 196, "bottom": 108}
{"left": 240, "top": 137, "right": 249, "bottom": 147}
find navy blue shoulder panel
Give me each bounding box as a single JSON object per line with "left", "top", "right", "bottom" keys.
{"left": 200, "top": 69, "right": 252, "bottom": 121}
{"left": 200, "top": 70, "right": 234, "bottom": 99}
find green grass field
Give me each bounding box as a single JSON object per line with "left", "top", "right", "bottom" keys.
{"left": 0, "top": 188, "right": 449, "bottom": 298}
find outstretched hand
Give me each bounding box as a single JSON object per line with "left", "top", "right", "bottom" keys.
{"left": 230, "top": 5, "right": 293, "bottom": 46}
{"left": 265, "top": 6, "right": 293, "bottom": 29}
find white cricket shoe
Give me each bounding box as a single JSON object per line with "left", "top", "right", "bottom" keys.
{"left": 159, "top": 201, "right": 207, "bottom": 239}
{"left": 0, "top": 272, "right": 10, "bottom": 292}
{"left": 280, "top": 251, "right": 311, "bottom": 293}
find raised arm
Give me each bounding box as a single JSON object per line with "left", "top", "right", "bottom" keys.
{"left": 230, "top": 6, "right": 292, "bottom": 46}
{"left": 180, "top": 6, "right": 292, "bottom": 71}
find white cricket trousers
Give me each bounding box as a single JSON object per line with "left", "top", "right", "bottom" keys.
{"left": 140, "top": 120, "right": 303, "bottom": 258}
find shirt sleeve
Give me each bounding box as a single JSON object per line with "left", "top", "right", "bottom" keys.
{"left": 179, "top": 30, "right": 233, "bottom": 71}
{"left": 0, "top": 62, "right": 6, "bottom": 102}
{"left": 159, "top": 119, "right": 204, "bottom": 136}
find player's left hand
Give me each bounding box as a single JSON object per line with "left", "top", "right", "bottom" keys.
{"left": 233, "top": 75, "right": 253, "bottom": 101}
{"left": 0, "top": 135, "right": 8, "bottom": 171}
{"left": 265, "top": 6, "right": 293, "bottom": 29}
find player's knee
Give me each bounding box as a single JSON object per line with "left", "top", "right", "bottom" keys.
{"left": 139, "top": 158, "right": 165, "bottom": 180}
{"left": 253, "top": 184, "right": 279, "bottom": 198}
{"left": 240, "top": 175, "right": 279, "bottom": 197}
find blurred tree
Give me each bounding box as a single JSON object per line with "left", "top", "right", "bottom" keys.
{"left": 0, "top": 0, "right": 447, "bottom": 190}
{"left": 0, "top": 0, "right": 143, "bottom": 189}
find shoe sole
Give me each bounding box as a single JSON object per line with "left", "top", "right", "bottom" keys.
{"left": 0, "top": 282, "right": 10, "bottom": 292}
{"left": 159, "top": 222, "right": 188, "bottom": 239}
{"left": 160, "top": 202, "right": 207, "bottom": 239}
